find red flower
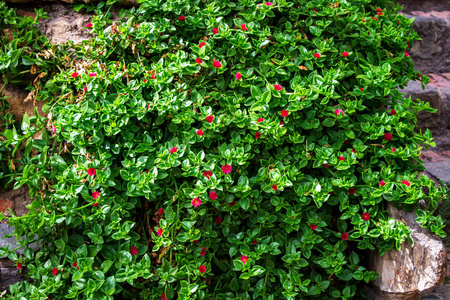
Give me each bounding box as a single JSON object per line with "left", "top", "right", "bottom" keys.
{"left": 313, "top": 52, "right": 321, "bottom": 58}
{"left": 404, "top": 52, "right": 410, "bottom": 57}
{"left": 344, "top": 140, "right": 349, "bottom": 144}
{"left": 199, "top": 42, "right": 206, "bottom": 48}
{"left": 313, "top": 8, "right": 318, "bottom": 12}
{"left": 209, "top": 191, "right": 218, "bottom": 200}
{"left": 161, "top": 293, "right": 167, "bottom": 300}
{"left": 199, "top": 265, "right": 207, "bottom": 273}
{"left": 157, "top": 228, "right": 163, "bottom": 236}
{"left": 200, "top": 247, "right": 206, "bottom": 257}
{"left": 397, "top": 20, "right": 400, "bottom": 24}
{"left": 52, "top": 268, "right": 58, "bottom": 276}
{"left": 348, "top": 188, "right": 356, "bottom": 195}
{"left": 196, "top": 58, "right": 203, "bottom": 64}
{"left": 384, "top": 133, "right": 393, "bottom": 141}
{"left": 235, "top": 72, "right": 242, "bottom": 80}
{"left": 87, "top": 168, "right": 96, "bottom": 176}
{"left": 342, "top": 51, "right": 349, "bottom": 57}
{"left": 272, "top": 184, "right": 278, "bottom": 191}
{"left": 379, "top": 180, "right": 386, "bottom": 187}
{"left": 92, "top": 191, "right": 100, "bottom": 200}
{"left": 17, "top": 262, "right": 23, "bottom": 270}
{"left": 257, "top": 118, "right": 264, "bottom": 123}
{"left": 322, "top": 164, "right": 330, "bottom": 168}
{"left": 240, "top": 255, "right": 249, "bottom": 264}
{"left": 402, "top": 180, "right": 411, "bottom": 187}
{"left": 193, "top": 240, "right": 198, "bottom": 244}
{"left": 360, "top": 88, "right": 364, "bottom": 91}
{"left": 281, "top": 110, "right": 289, "bottom": 117}
{"left": 341, "top": 232, "right": 349, "bottom": 240}
{"left": 310, "top": 223, "right": 317, "bottom": 230}
{"left": 191, "top": 197, "right": 202, "bottom": 207}
{"left": 170, "top": 147, "right": 178, "bottom": 154}
{"left": 255, "top": 132, "right": 261, "bottom": 139}
{"left": 334, "top": 109, "right": 344, "bottom": 116}
{"left": 71, "top": 72, "right": 79, "bottom": 78}
{"left": 213, "top": 60, "right": 222, "bottom": 68}
{"left": 230, "top": 201, "right": 236, "bottom": 206}
{"left": 214, "top": 216, "right": 222, "bottom": 224}
{"left": 86, "top": 22, "right": 92, "bottom": 28}
{"left": 351, "top": 149, "right": 357, "bottom": 154}
{"left": 241, "top": 24, "right": 248, "bottom": 31}
{"left": 265, "top": 2, "right": 273, "bottom": 5}
{"left": 178, "top": 16, "right": 185, "bottom": 21}
{"left": 144, "top": 79, "right": 147, "bottom": 83}
{"left": 274, "top": 84, "right": 282, "bottom": 91}
{"left": 158, "top": 208, "right": 164, "bottom": 215}
{"left": 83, "top": 85, "right": 87, "bottom": 92}
{"left": 72, "top": 261, "right": 78, "bottom": 269}
{"left": 392, "top": 147, "right": 396, "bottom": 152}
{"left": 391, "top": 109, "right": 397, "bottom": 115}
{"left": 362, "top": 212, "right": 370, "bottom": 221}
{"left": 89, "top": 72, "right": 97, "bottom": 77}
{"left": 212, "top": 27, "right": 219, "bottom": 34}
{"left": 203, "top": 171, "right": 213, "bottom": 179}
{"left": 152, "top": 73, "right": 156, "bottom": 80}
{"left": 222, "top": 164, "right": 232, "bottom": 174}
{"left": 372, "top": 17, "right": 378, "bottom": 20}
{"left": 196, "top": 129, "right": 204, "bottom": 136}
{"left": 93, "top": 202, "right": 98, "bottom": 207}
{"left": 376, "top": 8, "right": 382, "bottom": 12}
{"left": 130, "top": 246, "right": 138, "bottom": 255}
{"left": 206, "top": 115, "right": 214, "bottom": 123}
{"left": 252, "top": 240, "right": 257, "bottom": 245}
{"left": 279, "top": 121, "right": 284, "bottom": 127}
{"left": 362, "top": 19, "right": 366, "bottom": 22}
{"left": 378, "top": 12, "right": 384, "bottom": 16}
{"left": 338, "top": 156, "right": 345, "bottom": 161}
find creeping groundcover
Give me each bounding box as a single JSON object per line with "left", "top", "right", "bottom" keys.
{"left": 0, "top": 0, "right": 447, "bottom": 299}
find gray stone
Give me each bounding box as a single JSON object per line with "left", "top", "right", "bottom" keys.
{"left": 400, "top": 80, "right": 445, "bottom": 132}
{"left": 425, "top": 160, "right": 450, "bottom": 186}
{"left": 407, "top": 14, "right": 450, "bottom": 75}
{"left": 370, "top": 204, "right": 447, "bottom": 299}
{"left": 398, "top": 0, "right": 450, "bottom": 12}
{"left": 0, "top": 223, "right": 40, "bottom": 257}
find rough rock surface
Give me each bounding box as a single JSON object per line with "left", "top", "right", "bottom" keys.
{"left": 400, "top": 75, "right": 450, "bottom": 150}
{"left": 406, "top": 12, "right": 450, "bottom": 75}
{"left": 370, "top": 204, "right": 447, "bottom": 298}
{"left": 1, "top": 83, "right": 45, "bottom": 122}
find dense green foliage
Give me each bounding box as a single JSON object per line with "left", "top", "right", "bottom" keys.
{"left": 0, "top": 0, "right": 447, "bottom": 299}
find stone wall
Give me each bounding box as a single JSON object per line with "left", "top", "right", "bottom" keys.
{"left": 0, "top": 0, "right": 449, "bottom": 298}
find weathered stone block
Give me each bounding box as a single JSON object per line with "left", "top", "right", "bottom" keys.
{"left": 370, "top": 204, "right": 447, "bottom": 299}
{"left": 407, "top": 14, "right": 450, "bottom": 74}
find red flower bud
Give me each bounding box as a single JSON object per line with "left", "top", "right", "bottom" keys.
{"left": 178, "top": 16, "right": 185, "bottom": 21}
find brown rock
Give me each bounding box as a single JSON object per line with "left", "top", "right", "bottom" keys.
{"left": 0, "top": 186, "right": 31, "bottom": 217}
{"left": 420, "top": 150, "right": 444, "bottom": 162}
{"left": 1, "top": 83, "right": 45, "bottom": 122}
{"left": 0, "top": 199, "right": 14, "bottom": 213}
{"left": 370, "top": 204, "right": 447, "bottom": 299}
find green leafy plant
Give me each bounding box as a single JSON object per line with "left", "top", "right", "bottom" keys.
{"left": 0, "top": 0, "right": 447, "bottom": 299}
